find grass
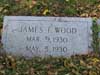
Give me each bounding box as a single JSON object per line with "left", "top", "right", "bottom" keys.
{"left": 0, "top": 53, "right": 100, "bottom": 75}
{"left": 0, "top": 0, "right": 99, "bottom": 26}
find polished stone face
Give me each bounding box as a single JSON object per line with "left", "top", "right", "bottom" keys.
{"left": 2, "top": 16, "right": 92, "bottom": 58}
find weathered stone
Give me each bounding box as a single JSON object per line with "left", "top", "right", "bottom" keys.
{"left": 2, "top": 16, "right": 92, "bottom": 58}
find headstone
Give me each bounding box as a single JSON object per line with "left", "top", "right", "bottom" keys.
{"left": 2, "top": 16, "right": 92, "bottom": 58}
{"left": 97, "top": 19, "right": 100, "bottom": 50}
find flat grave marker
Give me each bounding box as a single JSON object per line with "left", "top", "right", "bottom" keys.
{"left": 2, "top": 16, "right": 92, "bottom": 57}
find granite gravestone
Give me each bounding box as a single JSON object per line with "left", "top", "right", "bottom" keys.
{"left": 2, "top": 16, "right": 92, "bottom": 57}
